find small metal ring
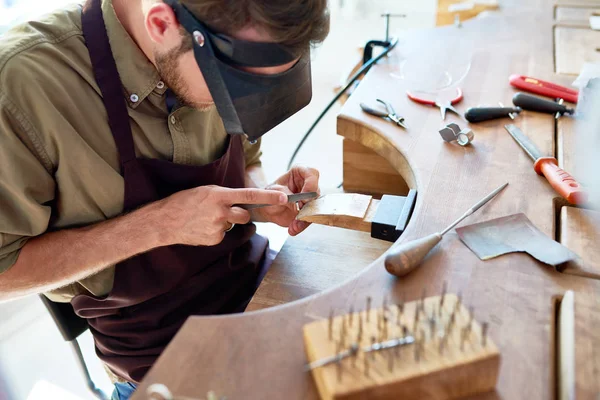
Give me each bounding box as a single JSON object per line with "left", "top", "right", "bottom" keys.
{"left": 225, "top": 223, "right": 236, "bottom": 232}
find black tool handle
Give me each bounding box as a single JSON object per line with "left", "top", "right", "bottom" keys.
{"left": 464, "top": 107, "right": 522, "bottom": 122}
{"left": 360, "top": 102, "right": 387, "bottom": 118}
{"left": 512, "top": 92, "right": 574, "bottom": 115}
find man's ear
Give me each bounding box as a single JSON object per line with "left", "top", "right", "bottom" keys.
{"left": 145, "top": 3, "right": 181, "bottom": 46}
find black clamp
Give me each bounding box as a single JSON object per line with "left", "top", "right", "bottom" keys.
{"left": 371, "top": 189, "right": 417, "bottom": 242}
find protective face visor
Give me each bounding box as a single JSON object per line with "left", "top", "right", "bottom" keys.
{"left": 165, "top": 0, "right": 313, "bottom": 143}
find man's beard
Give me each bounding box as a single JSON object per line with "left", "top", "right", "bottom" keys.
{"left": 155, "top": 47, "right": 197, "bottom": 109}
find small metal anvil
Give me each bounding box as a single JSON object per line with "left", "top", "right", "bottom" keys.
{"left": 439, "top": 123, "right": 474, "bottom": 146}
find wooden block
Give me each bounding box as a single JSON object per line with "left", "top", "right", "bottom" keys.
{"left": 303, "top": 294, "right": 500, "bottom": 400}
{"left": 436, "top": 0, "right": 499, "bottom": 27}
{"left": 554, "top": 26, "right": 600, "bottom": 75}
{"left": 342, "top": 139, "right": 409, "bottom": 196}
{"left": 297, "top": 193, "right": 380, "bottom": 233}
{"left": 559, "top": 206, "right": 600, "bottom": 280}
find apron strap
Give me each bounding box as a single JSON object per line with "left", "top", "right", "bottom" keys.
{"left": 82, "top": 0, "right": 137, "bottom": 168}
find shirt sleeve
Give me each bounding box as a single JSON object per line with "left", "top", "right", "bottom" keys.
{"left": 0, "top": 95, "right": 55, "bottom": 274}
{"left": 242, "top": 136, "right": 263, "bottom": 168}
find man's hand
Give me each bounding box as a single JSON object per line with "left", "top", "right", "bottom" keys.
{"left": 252, "top": 166, "right": 321, "bottom": 236}
{"left": 157, "top": 185, "right": 288, "bottom": 246}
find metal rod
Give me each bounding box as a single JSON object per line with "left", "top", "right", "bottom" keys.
{"left": 440, "top": 183, "right": 509, "bottom": 236}
{"left": 362, "top": 335, "right": 415, "bottom": 354}
{"left": 304, "top": 344, "right": 359, "bottom": 371}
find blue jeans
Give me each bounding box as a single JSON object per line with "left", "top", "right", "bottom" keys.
{"left": 111, "top": 382, "right": 137, "bottom": 400}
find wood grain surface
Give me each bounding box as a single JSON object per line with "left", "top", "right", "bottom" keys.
{"left": 132, "top": 2, "right": 600, "bottom": 399}
{"left": 342, "top": 139, "right": 410, "bottom": 196}
{"left": 246, "top": 224, "right": 391, "bottom": 312}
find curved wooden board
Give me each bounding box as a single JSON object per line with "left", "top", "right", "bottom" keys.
{"left": 296, "top": 193, "right": 379, "bottom": 232}
{"left": 133, "top": 3, "right": 600, "bottom": 400}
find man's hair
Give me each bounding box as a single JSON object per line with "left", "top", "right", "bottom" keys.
{"left": 181, "top": 0, "right": 330, "bottom": 55}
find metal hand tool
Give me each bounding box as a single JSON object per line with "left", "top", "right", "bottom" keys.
{"left": 304, "top": 344, "right": 359, "bottom": 371}
{"left": 464, "top": 106, "right": 522, "bottom": 123}
{"left": 384, "top": 183, "right": 508, "bottom": 277}
{"left": 407, "top": 88, "right": 464, "bottom": 121}
{"left": 512, "top": 92, "right": 575, "bottom": 119}
{"left": 504, "top": 125, "right": 587, "bottom": 204}
{"left": 360, "top": 99, "right": 407, "bottom": 129}
{"left": 239, "top": 192, "right": 318, "bottom": 210}
{"left": 509, "top": 74, "right": 579, "bottom": 104}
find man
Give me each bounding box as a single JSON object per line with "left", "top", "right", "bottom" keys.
{"left": 0, "top": 0, "right": 329, "bottom": 398}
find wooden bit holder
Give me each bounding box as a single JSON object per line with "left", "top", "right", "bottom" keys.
{"left": 303, "top": 294, "right": 500, "bottom": 400}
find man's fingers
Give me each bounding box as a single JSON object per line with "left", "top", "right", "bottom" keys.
{"left": 223, "top": 188, "right": 288, "bottom": 205}
{"left": 228, "top": 207, "right": 252, "bottom": 225}
{"left": 289, "top": 219, "right": 310, "bottom": 236}
{"left": 291, "top": 165, "right": 320, "bottom": 194}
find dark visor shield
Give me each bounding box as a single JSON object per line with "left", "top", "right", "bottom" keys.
{"left": 166, "top": 0, "right": 313, "bottom": 142}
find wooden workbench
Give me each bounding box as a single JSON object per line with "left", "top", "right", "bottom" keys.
{"left": 132, "top": 1, "right": 600, "bottom": 399}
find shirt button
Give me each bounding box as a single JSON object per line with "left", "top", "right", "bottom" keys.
{"left": 130, "top": 94, "right": 139, "bottom": 103}
{"left": 156, "top": 81, "right": 165, "bottom": 89}
{"left": 170, "top": 116, "right": 177, "bottom": 125}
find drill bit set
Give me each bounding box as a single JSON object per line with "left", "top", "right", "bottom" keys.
{"left": 303, "top": 288, "right": 500, "bottom": 400}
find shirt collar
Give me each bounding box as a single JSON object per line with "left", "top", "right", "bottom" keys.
{"left": 102, "top": 0, "right": 168, "bottom": 108}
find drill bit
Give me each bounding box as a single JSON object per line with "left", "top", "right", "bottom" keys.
{"left": 455, "top": 291, "right": 462, "bottom": 313}
{"left": 383, "top": 295, "right": 388, "bottom": 315}
{"left": 440, "top": 281, "right": 447, "bottom": 315}
{"left": 460, "top": 326, "right": 468, "bottom": 351}
{"left": 358, "top": 314, "right": 363, "bottom": 343}
{"left": 366, "top": 296, "right": 372, "bottom": 322}
{"left": 468, "top": 306, "right": 475, "bottom": 334}
{"left": 413, "top": 306, "right": 420, "bottom": 333}
{"left": 396, "top": 303, "right": 403, "bottom": 325}
{"left": 429, "top": 317, "right": 435, "bottom": 338}
{"left": 370, "top": 336, "right": 376, "bottom": 360}
{"left": 482, "top": 322, "right": 489, "bottom": 347}
{"left": 328, "top": 309, "right": 334, "bottom": 340}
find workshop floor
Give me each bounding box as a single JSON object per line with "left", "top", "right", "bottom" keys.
{"left": 0, "top": 1, "right": 435, "bottom": 399}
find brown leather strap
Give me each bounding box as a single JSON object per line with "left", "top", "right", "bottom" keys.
{"left": 81, "top": 0, "right": 136, "bottom": 169}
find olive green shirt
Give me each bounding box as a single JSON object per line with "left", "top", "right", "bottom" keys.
{"left": 0, "top": 0, "right": 262, "bottom": 302}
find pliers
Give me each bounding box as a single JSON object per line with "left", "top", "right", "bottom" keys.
{"left": 407, "top": 88, "right": 465, "bottom": 121}
{"left": 360, "top": 99, "right": 407, "bottom": 129}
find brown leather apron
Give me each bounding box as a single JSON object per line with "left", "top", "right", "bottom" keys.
{"left": 71, "top": 0, "right": 268, "bottom": 383}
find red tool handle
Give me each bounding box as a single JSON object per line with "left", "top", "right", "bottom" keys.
{"left": 533, "top": 157, "right": 587, "bottom": 205}
{"left": 509, "top": 74, "right": 579, "bottom": 104}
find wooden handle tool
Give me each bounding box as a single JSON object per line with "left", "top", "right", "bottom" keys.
{"left": 385, "top": 183, "right": 508, "bottom": 277}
